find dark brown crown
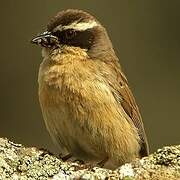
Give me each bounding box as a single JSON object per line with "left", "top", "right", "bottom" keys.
{"left": 47, "top": 9, "right": 95, "bottom": 31}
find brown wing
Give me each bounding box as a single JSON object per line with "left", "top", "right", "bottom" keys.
{"left": 117, "top": 71, "right": 149, "bottom": 156}
{"left": 101, "top": 62, "right": 149, "bottom": 157}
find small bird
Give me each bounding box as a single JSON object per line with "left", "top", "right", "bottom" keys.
{"left": 31, "top": 9, "right": 149, "bottom": 169}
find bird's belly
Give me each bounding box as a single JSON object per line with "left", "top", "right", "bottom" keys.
{"left": 41, "top": 100, "right": 105, "bottom": 162}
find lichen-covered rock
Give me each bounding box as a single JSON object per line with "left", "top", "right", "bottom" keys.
{"left": 116, "top": 146, "right": 180, "bottom": 180}
{"left": 0, "top": 137, "right": 180, "bottom": 179}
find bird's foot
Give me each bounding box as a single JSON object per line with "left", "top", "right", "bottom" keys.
{"left": 81, "top": 158, "right": 109, "bottom": 170}
{"left": 59, "top": 153, "right": 72, "bottom": 161}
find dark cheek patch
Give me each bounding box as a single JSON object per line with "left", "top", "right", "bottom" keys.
{"left": 58, "top": 30, "right": 95, "bottom": 50}
{"left": 72, "top": 30, "right": 95, "bottom": 49}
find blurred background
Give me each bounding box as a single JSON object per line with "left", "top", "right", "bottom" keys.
{"left": 0, "top": 1, "right": 179, "bottom": 154}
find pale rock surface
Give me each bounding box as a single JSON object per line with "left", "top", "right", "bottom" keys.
{"left": 0, "top": 138, "right": 179, "bottom": 180}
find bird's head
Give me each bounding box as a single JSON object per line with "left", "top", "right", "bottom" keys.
{"left": 31, "top": 9, "right": 115, "bottom": 60}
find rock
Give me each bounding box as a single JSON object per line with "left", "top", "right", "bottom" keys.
{"left": 0, "top": 137, "right": 179, "bottom": 179}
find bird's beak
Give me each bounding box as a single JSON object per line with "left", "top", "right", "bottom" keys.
{"left": 31, "top": 31, "right": 59, "bottom": 47}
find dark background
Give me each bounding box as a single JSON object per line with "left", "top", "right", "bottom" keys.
{"left": 0, "top": 1, "right": 179, "bottom": 154}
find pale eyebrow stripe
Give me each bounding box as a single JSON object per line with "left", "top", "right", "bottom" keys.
{"left": 53, "top": 20, "right": 98, "bottom": 32}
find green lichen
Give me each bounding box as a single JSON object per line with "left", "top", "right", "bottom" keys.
{"left": 0, "top": 138, "right": 180, "bottom": 179}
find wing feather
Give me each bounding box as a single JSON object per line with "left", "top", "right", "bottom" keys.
{"left": 117, "top": 71, "right": 149, "bottom": 156}
{"left": 99, "top": 62, "right": 149, "bottom": 156}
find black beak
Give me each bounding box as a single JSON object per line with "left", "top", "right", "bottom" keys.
{"left": 31, "top": 31, "right": 59, "bottom": 47}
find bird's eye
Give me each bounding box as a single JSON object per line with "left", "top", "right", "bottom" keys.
{"left": 65, "top": 29, "right": 76, "bottom": 39}
{"left": 53, "top": 30, "right": 61, "bottom": 38}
